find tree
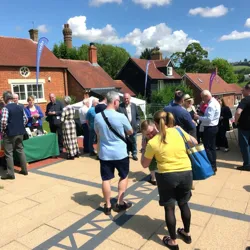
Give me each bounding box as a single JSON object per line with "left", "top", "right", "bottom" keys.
{"left": 170, "top": 42, "right": 208, "bottom": 72}
{"left": 140, "top": 48, "right": 152, "bottom": 60}
{"left": 212, "top": 58, "right": 238, "bottom": 83}
{"left": 194, "top": 59, "right": 214, "bottom": 73}
{"left": 52, "top": 42, "right": 130, "bottom": 79}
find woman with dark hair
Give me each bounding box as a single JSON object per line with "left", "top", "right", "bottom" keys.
{"left": 24, "top": 96, "right": 44, "bottom": 132}
{"left": 141, "top": 111, "right": 197, "bottom": 249}
{"left": 216, "top": 98, "right": 232, "bottom": 152}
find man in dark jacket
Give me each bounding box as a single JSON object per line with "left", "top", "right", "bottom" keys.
{"left": 45, "top": 93, "right": 64, "bottom": 153}
{"left": 117, "top": 93, "right": 140, "bottom": 161}
{"left": 0, "top": 91, "right": 28, "bottom": 180}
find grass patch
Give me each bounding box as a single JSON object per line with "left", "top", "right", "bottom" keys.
{"left": 43, "top": 121, "right": 50, "bottom": 133}
{"left": 233, "top": 65, "right": 250, "bottom": 71}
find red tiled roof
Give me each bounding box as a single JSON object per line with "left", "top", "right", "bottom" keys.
{"left": 62, "top": 59, "right": 133, "bottom": 93}
{"left": 228, "top": 83, "right": 242, "bottom": 94}
{"left": 114, "top": 80, "right": 135, "bottom": 96}
{"left": 131, "top": 58, "right": 182, "bottom": 80}
{"left": 185, "top": 73, "right": 239, "bottom": 95}
{"left": 0, "top": 36, "right": 65, "bottom": 68}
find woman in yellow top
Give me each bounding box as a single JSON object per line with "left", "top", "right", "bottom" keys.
{"left": 141, "top": 111, "right": 198, "bottom": 250}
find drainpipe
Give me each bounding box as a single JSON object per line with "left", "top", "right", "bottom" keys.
{"left": 63, "top": 69, "right": 68, "bottom": 96}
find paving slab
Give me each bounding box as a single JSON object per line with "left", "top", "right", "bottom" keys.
{"left": 0, "top": 241, "right": 31, "bottom": 250}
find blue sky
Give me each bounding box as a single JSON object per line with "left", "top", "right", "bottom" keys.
{"left": 1, "top": 0, "right": 250, "bottom": 62}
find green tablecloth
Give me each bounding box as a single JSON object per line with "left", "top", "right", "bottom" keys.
{"left": 18, "top": 133, "right": 59, "bottom": 163}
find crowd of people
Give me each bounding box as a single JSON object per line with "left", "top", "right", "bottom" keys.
{"left": 0, "top": 82, "right": 249, "bottom": 249}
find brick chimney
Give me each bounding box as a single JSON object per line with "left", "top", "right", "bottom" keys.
{"left": 88, "top": 43, "right": 98, "bottom": 65}
{"left": 63, "top": 24, "right": 72, "bottom": 48}
{"left": 29, "top": 29, "right": 38, "bottom": 42}
{"left": 151, "top": 47, "right": 163, "bottom": 60}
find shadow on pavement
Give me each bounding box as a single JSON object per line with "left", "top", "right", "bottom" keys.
{"left": 243, "top": 185, "right": 250, "bottom": 192}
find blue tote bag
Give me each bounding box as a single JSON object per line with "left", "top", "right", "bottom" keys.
{"left": 176, "top": 127, "right": 214, "bottom": 180}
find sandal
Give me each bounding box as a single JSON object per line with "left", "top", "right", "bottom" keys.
{"left": 162, "top": 236, "right": 179, "bottom": 250}
{"left": 148, "top": 177, "right": 157, "bottom": 186}
{"left": 177, "top": 228, "right": 192, "bottom": 244}
{"left": 113, "top": 201, "right": 132, "bottom": 213}
{"left": 104, "top": 204, "right": 112, "bottom": 215}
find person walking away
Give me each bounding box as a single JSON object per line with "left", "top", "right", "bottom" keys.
{"left": 117, "top": 93, "right": 140, "bottom": 161}
{"left": 1, "top": 91, "right": 28, "bottom": 179}
{"left": 61, "top": 96, "right": 80, "bottom": 160}
{"left": 141, "top": 111, "right": 198, "bottom": 249}
{"left": 140, "top": 120, "right": 158, "bottom": 185}
{"left": 86, "top": 98, "right": 99, "bottom": 156}
{"left": 94, "top": 91, "right": 133, "bottom": 215}
{"left": 216, "top": 98, "right": 232, "bottom": 152}
{"left": 164, "top": 91, "right": 196, "bottom": 138}
{"left": 45, "top": 93, "right": 64, "bottom": 153}
{"left": 79, "top": 99, "right": 90, "bottom": 154}
{"left": 25, "top": 96, "right": 44, "bottom": 133}
{"left": 194, "top": 90, "right": 220, "bottom": 174}
{"left": 235, "top": 83, "right": 250, "bottom": 171}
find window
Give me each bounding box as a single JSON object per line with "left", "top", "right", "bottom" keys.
{"left": 167, "top": 67, "right": 173, "bottom": 76}
{"left": 11, "top": 82, "right": 45, "bottom": 102}
{"left": 158, "top": 80, "right": 164, "bottom": 91}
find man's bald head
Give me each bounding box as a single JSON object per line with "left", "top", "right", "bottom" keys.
{"left": 201, "top": 90, "right": 212, "bottom": 103}
{"left": 49, "top": 93, "right": 56, "bottom": 103}
{"left": 13, "top": 93, "right": 19, "bottom": 103}
{"left": 123, "top": 93, "right": 131, "bottom": 105}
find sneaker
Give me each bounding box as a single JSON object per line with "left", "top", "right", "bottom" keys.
{"left": 132, "top": 155, "right": 138, "bottom": 161}
{"left": 237, "top": 166, "right": 250, "bottom": 171}
{"left": 224, "top": 148, "right": 229, "bottom": 152}
{"left": 1, "top": 174, "right": 15, "bottom": 180}
{"left": 19, "top": 170, "right": 28, "bottom": 176}
{"left": 113, "top": 201, "right": 132, "bottom": 213}
{"left": 104, "top": 204, "right": 112, "bottom": 215}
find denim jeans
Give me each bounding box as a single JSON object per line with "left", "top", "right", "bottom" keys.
{"left": 89, "top": 128, "right": 96, "bottom": 153}
{"left": 82, "top": 123, "right": 89, "bottom": 153}
{"left": 238, "top": 129, "right": 250, "bottom": 167}
{"left": 128, "top": 133, "right": 137, "bottom": 157}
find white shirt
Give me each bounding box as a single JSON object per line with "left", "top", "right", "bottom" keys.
{"left": 199, "top": 97, "right": 221, "bottom": 127}
{"left": 126, "top": 103, "right": 132, "bottom": 122}
{"left": 79, "top": 105, "right": 89, "bottom": 124}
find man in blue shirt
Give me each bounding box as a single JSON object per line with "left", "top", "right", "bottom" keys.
{"left": 94, "top": 91, "right": 133, "bottom": 215}
{"left": 164, "top": 91, "right": 196, "bottom": 137}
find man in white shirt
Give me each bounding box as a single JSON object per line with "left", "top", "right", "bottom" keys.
{"left": 79, "top": 98, "right": 90, "bottom": 154}
{"left": 194, "top": 90, "right": 221, "bottom": 174}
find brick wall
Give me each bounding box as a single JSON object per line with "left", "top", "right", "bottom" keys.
{"left": 0, "top": 66, "right": 66, "bottom": 112}
{"left": 67, "top": 72, "right": 85, "bottom": 102}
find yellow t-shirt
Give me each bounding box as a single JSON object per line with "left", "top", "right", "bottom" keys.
{"left": 144, "top": 127, "right": 192, "bottom": 173}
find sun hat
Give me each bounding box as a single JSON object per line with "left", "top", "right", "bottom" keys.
{"left": 183, "top": 94, "right": 193, "bottom": 102}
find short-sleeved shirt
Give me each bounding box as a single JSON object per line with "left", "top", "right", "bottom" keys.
{"left": 94, "top": 109, "right": 132, "bottom": 161}
{"left": 86, "top": 107, "right": 96, "bottom": 130}
{"left": 144, "top": 127, "right": 191, "bottom": 173}
{"left": 237, "top": 96, "right": 250, "bottom": 130}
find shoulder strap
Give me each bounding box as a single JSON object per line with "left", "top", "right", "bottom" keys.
{"left": 101, "top": 111, "right": 127, "bottom": 144}
{"left": 176, "top": 127, "right": 190, "bottom": 149}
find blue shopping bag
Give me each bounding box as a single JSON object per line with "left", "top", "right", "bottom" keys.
{"left": 176, "top": 127, "right": 214, "bottom": 180}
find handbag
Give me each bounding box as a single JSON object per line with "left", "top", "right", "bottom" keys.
{"left": 176, "top": 127, "right": 214, "bottom": 180}
{"left": 101, "top": 111, "right": 133, "bottom": 152}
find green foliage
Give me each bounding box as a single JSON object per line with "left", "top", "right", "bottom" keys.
{"left": 139, "top": 47, "right": 160, "bottom": 60}
{"left": 170, "top": 43, "right": 208, "bottom": 72}
{"left": 233, "top": 65, "right": 250, "bottom": 72}
{"left": 56, "top": 95, "right": 77, "bottom": 104}
{"left": 212, "top": 58, "right": 238, "bottom": 83}
{"left": 52, "top": 42, "right": 130, "bottom": 79}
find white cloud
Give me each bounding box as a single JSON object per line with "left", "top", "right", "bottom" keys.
{"left": 245, "top": 18, "right": 250, "bottom": 28}
{"left": 66, "top": 16, "right": 198, "bottom": 56}
{"left": 89, "top": 0, "right": 122, "bottom": 6}
{"left": 132, "top": 0, "right": 171, "bottom": 9}
{"left": 37, "top": 24, "right": 48, "bottom": 33}
{"left": 219, "top": 30, "right": 250, "bottom": 41}
{"left": 189, "top": 4, "right": 228, "bottom": 18}
{"left": 204, "top": 47, "right": 214, "bottom": 52}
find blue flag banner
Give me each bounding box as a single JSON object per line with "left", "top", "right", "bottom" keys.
{"left": 36, "top": 37, "right": 49, "bottom": 87}
{"left": 144, "top": 60, "right": 150, "bottom": 97}
{"left": 209, "top": 71, "right": 216, "bottom": 92}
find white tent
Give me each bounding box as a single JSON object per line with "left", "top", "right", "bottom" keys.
{"left": 71, "top": 94, "right": 147, "bottom": 119}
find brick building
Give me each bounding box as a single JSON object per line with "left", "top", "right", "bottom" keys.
{"left": 183, "top": 73, "right": 242, "bottom": 108}
{"left": 0, "top": 29, "right": 67, "bottom": 112}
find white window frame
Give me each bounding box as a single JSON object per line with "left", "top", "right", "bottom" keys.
{"left": 167, "top": 67, "right": 173, "bottom": 76}
{"left": 158, "top": 80, "right": 164, "bottom": 91}
{"left": 8, "top": 79, "right": 47, "bottom": 104}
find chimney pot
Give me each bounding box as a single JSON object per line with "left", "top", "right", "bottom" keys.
{"left": 88, "top": 43, "right": 97, "bottom": 64}
{"left": 63, "top": 23, "right": 72, "bottom": 48}
{"left": 29, "top": 29, "right": 38, "bottom": 42}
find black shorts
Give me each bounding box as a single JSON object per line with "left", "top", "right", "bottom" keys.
{"left": 156, "top": 170, "right": 192, "bottom": 206}
{"left": 100, "top": 157, "right": 129, "bottom": 181}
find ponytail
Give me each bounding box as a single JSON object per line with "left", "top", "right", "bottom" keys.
{"left": 159, "top": 117, "right": 167, "bottom": 144}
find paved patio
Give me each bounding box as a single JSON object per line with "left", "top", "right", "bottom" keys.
{"left": 0, "top": 134, "right": 249, "bottom": 250}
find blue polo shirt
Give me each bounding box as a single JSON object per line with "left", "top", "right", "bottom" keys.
{"left": 164, "top": 103, "right": 195, "bottom": 134}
